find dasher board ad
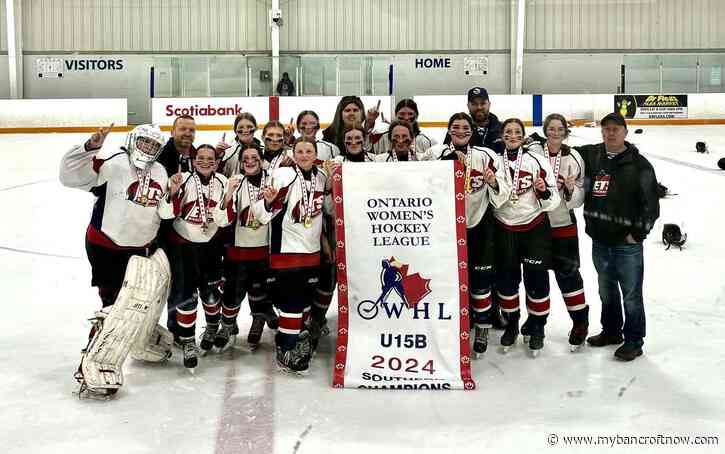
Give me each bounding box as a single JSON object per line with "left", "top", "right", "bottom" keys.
{"left": 615, "top": 95, "right": 688, "bottom": 119}
{"left": 331, "top": 161, "right": 475, "bottom": 390}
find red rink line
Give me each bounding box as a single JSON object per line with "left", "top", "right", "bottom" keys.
{"left": 215, "top": 350, "right": 275, "bottom": 454}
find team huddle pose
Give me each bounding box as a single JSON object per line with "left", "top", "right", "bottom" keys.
{"left": 60, "top": 88, "right": 659, "bottom": 398}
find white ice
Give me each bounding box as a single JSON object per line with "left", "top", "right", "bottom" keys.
{"left": 1, "top": 126, "right": 724, "bottom": 454}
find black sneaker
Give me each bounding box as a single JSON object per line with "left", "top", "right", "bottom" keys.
{"left": 614, "top": 342, "right": 643, "bottom": 361}
{"left": 586, "top": 332, "right": 624, "bottom": 347}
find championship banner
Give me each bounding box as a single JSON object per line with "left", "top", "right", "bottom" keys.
{"left": 331, "top": 161, "right": 475, "bottom": 390}
{"left": 615, "top": 95, "right": 688, "bottom": 119}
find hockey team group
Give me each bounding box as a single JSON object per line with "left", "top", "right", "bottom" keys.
{"left": 59, "top": 86, "right": 660, "bottom": 398}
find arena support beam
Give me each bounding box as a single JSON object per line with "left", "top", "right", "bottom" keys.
{"left": 270, "top": 0, "right": 281, "bottom": 94}
{"left": 510, "top": 0, "right": 525, "bottom": 95}
{"left": 5, "top": 0, "right": 23, "bottom": 99}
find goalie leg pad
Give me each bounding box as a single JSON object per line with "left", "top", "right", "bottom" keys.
{"left": 76, "top": 249, "right": 172, "bottom": 394}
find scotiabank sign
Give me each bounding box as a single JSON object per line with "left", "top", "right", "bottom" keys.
{"left": 152, "top": 97, "right": 269, "bottom": 126}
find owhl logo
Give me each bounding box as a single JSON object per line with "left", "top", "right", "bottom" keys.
{"left": 356, "top": 257, "right": 432, "bottom": 320}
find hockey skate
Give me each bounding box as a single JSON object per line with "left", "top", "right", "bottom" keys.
{"left": 528, "top": 324, "right": 545, "bottom": 357}
{"left": 520, "top": 317, "right": 532, "bottom": 343}
{"left": 568, "top": 321, "right": 589, "bottom": 352}
{"left": 275, "top": 338, "right": 311, "bottom": 376}
{"left": 181, "top": 339, "right": 199, "bottom": 369}
{"left": 308, "top": 314, "right": 329, "bottom": 357}
{"left": 214, "top": 323, "right": 236, "bottom": 352}
{"left": 247, "top": 316, "right": 266, "bottom": 349}
{"left": 472, "top": 326, "right": 488, "bottom": 359}
{"left": 199, "top": 324, "right": 218, "bottom": 353}
{"left": 500, "top": 324, "right": 519, "bottom": 353}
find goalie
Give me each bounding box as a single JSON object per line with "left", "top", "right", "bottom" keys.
{"left": 59, "top": 123, "right": 174, "bottom": 398}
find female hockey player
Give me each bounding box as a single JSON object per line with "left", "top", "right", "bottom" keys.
{"left": 253, "top": 137, "right": 332, "bottom": 375}
{"left": 60, "top": 123, "right": 170, "bottom": 395}
{"left": 322, "top": 96, "right": 378, "bottom": 152}
{"left": 374, "top": 120, "right": 432, "bottom": 162}
{"left": 160, "top": 144, "right": 228, "bottom": 368}
{"left": 371, "top": 98, "right": 437, "bottom": 155}
{"left": 60, "top": 123, "right": 168, "bottom": 308}
{"left": 215, "top": 143, "right": 276, "bottom": 350}
{"left": 427, "top": 113, "right": 510, "bottom": 357}
{"left": 526, "top": 113, "right": 589, "bottom": 351}
{"left": 493, "top": 118, "right": 560, "bottom": 357}
{"left": 288, "top": 110, "right": 340, "bottom": 160}
{"left": 218, "top": 112, "right": 263, "bottom": 177}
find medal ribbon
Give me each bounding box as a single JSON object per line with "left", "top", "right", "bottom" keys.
{"left": 509, "top": 148, "right": 523, "bottom": 201}
{"left": 192, "top": 173, "right": 210, "bottom": 232}
{"left": 544, "top": 143, "right": 562, "bottom": 179}
{"left": 295, "top": 167, "right": 316, "bottom": 225}
{"left": 136, "top": 169, "right": 151, "bottom": 205}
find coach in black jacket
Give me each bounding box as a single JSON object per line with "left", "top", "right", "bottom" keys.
{"left": 575, "top": 113, "right": 659, "bottom": 361}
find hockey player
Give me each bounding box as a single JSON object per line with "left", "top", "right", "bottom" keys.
{"left": 527, "top": 114, "right": 589, "bottom": 351}
{"left": 60, "top": 123, "right": 172, "bottom": 396}
{"left": 493, "top": 118, "right": 560, "bottom": 356}
{"left": 215, "top": 143, "right": 276, "bottom": 349}
{"left": 428, "top": 113, "right": 510, "bottom": 356}
{"left": 287, "top": 110, "right": 340, "bottom": 160}
{"left": 374, "top": 120, "right": 436, "bottom": 162}
{"left": 159, "top": 144, "right": 228, "bottom": 368}
{"left": 337, "top": 124, "right": 375, "bottom": 162}
{"left": 371, "top": 99, "right": 437, "bottom": 155}
{"left": 218, "top": 112, "right": 263, "bottom": 177}
{"left": 253, "top": 137, "right": 332, "bottom": 374}
{"left": 322, "top": 96, "right": 377, "bottom": 152}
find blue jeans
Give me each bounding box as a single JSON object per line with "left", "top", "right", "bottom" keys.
{"left": 592, "top": 241, "right": 646, "bottom": 346}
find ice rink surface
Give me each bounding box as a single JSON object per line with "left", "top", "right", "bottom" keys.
{"left": 1, "top": 126, "right": 724, "bottom": 454}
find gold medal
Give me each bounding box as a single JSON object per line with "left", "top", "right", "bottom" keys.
{"left": 465, "top": 177, "right": 472, "bottom": 194}
{"left": 510, "top": 192, "right": 519, "bottom": 205}
{"left": 304, "top": 216, "right": 312, "bottom": 228}
{"left": 140, "top": 195, "right": 148, "bottom": 205}
{"left": 249, "top": 219, "right": 261, "bottom": 230}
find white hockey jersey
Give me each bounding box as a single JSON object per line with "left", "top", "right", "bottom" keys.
{"left": 528, "top": 143, "right": 585, "bottom": 233}
{"left": 214, "top": 172, "right": 271, "bottom": 261}
{"left": 314, "top": 139, "right": 341, "bottom": 161}
{"left": 158, "top": 171, "right": 227, "bottom": 243}
{"left": 434, "top": 145, "right": 512, "bottom": 228}
{"left": 59, "top": 144, "right": 168, "bottom": 248}
{"left": 493, "top": 147, "right": 561, "bottom": 230}
{"left": 251, "top": 166, "right": 332, "bottom": 269}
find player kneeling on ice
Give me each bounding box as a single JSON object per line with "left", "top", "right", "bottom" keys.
{"left": 252, "top": 137, "right": 333, "bottom": 375}
{"left": 59, "top": 124, "right": 172, "bottom": 398}
{"left": 159, "top": 145, "right": 228, "bottom": 369}
{"left": 493, "top": 119, "right": 560, "bottom": 357}
{"left": 527, "top": 114, "right": 589, "bottom": 352}
{"left": 215, "top": 144, "right": 277, "bottom": 350}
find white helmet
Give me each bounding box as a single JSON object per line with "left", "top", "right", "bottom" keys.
{"left": 125, "top": 124, "right": 166, "bottom": 169}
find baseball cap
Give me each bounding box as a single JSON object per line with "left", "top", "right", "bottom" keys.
{"left": 467, "top": 87, "right": 489, "bottom": 102}
{"left": 600, "top": 112, "right": 627, "bottom": 128}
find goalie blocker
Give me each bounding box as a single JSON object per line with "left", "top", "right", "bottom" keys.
{"left": 75, "top": 249, "right": 173, "bottom": 398}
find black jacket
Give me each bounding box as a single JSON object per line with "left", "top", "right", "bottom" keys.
{"left": 444, "top": 112, "right": 504, "bottom": 155}
{"left": 575, "top": 141, "right": 660, "bottom": 245}
{"left": 157, "top": 138, "right": 196, "bottom": 177}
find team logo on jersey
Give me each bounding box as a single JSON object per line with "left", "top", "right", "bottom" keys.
{"left": 291, "top": 191, "right": 325, "bottom": 224}
{"left": 355, "top": 257, "right": 445, "bottom": 321}
{"left": 468, "top": 169, "right": 485, "bottom": 192}
{"left": 508, "top": 167, "right": 534, "bottom": 195}
{"left": 181, "top": 199, "right": 219, "bottom": 225}
{"left": 126, "top": 180, "right": 164, "bottom": 207}
{"left": 592, "top": 174, "right": 611, "bottom": 198}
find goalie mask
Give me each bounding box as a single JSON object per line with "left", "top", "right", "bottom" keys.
{"left": 125, "top": 124, "right": 165, "bottom": 170}
{"left": 662, "top": 223, "right": 687, "bottom": 250}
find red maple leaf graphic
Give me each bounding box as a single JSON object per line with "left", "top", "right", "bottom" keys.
{"left": 389, "top": 256, "right": 431, "bottom": 308}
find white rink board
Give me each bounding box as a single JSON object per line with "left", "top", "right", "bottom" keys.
{"left": 0, "top": 99, "right": 127, "bottom": 128}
